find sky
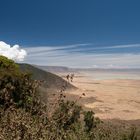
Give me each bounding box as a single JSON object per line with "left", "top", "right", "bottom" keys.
{"left": 0, "top": 0, "right": 140, "bottom": 68}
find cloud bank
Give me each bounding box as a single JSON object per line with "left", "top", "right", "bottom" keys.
{"left": 0, "top": 41, "right": 27, "bottom": 61}
{"left": 23, "top": 43, "right": 140, "bottom": 68}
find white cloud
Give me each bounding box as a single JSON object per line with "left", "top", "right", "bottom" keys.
{"left": 1, "top": 41, "right": 139, "bottom": 68}
{"left": 0, "top": 41, "right": 27, "bottom": 61}
{"left": 97, "top": 44, "right": 140, "bottom": 49}
{"left": 23, "top": 44, "right": 140, "bottom": 68}
{"left": 62, "top": 43, "right": 140, "bottom": 52}
{"left": 25, "top": 43, "right": 90, "bottom": 55}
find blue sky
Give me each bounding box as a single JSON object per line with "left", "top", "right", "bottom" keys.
{"left": 0, "top": 0, "right": 140, "bottom": 68}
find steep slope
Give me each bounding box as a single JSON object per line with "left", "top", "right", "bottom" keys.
{"left": 19, "top": 63, "right": 76, "bottom": 90}
{"left": 19, "top": 64, "right": 77, "bottom": 102}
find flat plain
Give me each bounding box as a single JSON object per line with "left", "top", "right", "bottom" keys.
{"left": 58, "top": 70, "right": 140, "bottom": 120}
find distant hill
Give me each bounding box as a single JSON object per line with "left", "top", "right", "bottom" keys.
{"left": 19, "top": 64, "right": 76, "bottom": 103}
{"left": 33, "top": 65, "right": 140, "bottom": 74}
{"left": 19, "top": 64, "right": 76, "bottom": 90}
{"left": 34, "top": 65, "right": 77, "bottom": 73}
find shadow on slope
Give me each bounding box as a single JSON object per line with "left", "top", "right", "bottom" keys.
{"left": 19, "top": 64, "right": 77, "bottom": 102}
{"left": 19, "top": 64, "right": 75, "bottom": 89}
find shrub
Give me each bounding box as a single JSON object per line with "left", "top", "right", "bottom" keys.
{"left": 0, "top": 55, "right": 19, "bottom": 70}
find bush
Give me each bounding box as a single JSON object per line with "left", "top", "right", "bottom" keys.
{"left": 0, "top": 55, "right": 19, "bottom": 70}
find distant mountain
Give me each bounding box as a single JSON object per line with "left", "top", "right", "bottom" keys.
{"left": 74, "top": 68, "right": 140, "bottom": 73}
{"left": 33, "top": 65, "right": 140, "bottom": 74}
{"left": 34, "top": 65, "right": 77, "bottom": 73}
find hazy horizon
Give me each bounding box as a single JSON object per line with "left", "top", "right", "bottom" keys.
{"left": 20, "top": 63, "right": 140, "bottom": 70}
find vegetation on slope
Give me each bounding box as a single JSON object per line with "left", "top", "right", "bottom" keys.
{"left": 19, "top": 63, "right": 76, "bottom": 90}
{"left": 0, "top": 56, "right": 139, "bottom": 140}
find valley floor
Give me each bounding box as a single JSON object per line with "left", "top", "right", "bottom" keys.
{"left": 58, "top": 71, "right": 140, "bottom": 121}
